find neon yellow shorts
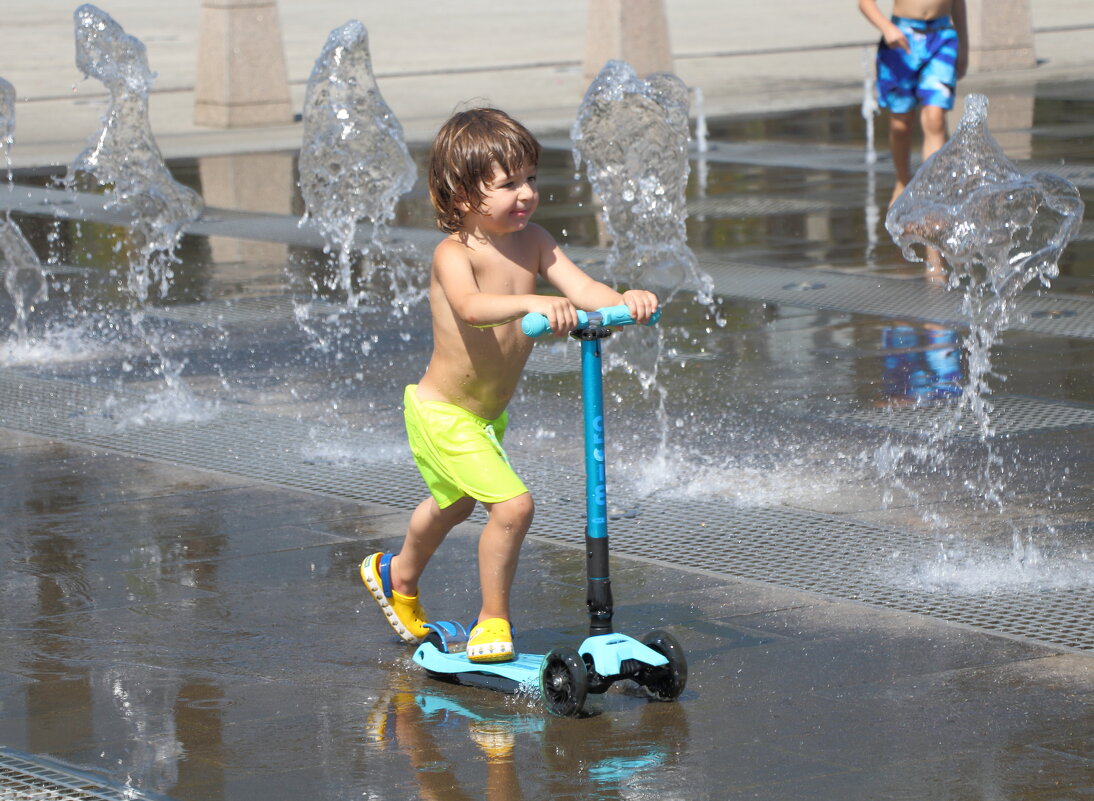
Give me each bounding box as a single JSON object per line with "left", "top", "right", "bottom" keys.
{"left": 404, "top": 385, "right": 528, "bottom": 509}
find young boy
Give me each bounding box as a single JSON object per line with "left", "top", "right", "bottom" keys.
{"left": 859, "top": 0, "right": 968, "bottom": 206}
{"left": 361, "top": 108, "right": 659, "bottom": 663}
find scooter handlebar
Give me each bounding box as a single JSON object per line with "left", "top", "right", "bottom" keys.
{"left": 521, "top": 304, "right": 661, "bottom": 338}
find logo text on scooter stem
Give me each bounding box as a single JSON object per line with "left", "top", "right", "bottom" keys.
{"left": 592, "top": 415, "right": 606, "bottom": 518}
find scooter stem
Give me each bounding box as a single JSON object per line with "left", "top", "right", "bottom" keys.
{"left": 577, "top": 325, "right": 614, "bottom": 636}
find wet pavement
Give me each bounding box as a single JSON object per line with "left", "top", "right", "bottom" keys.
{"left": 1, "top": 429, "right": 1092, "bottom": 800}
{"left": 2, "top": 4, "right": 1094, "bottom": 800}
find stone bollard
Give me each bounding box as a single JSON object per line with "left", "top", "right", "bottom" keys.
{"left": 198, "top": 153, "right": 293, "bottom": 266}
{"left": 584, "top": 0, "right": 673, "bottom": 80}
{"left": 194, "top": 0, "right": 293, "bottom": 128}
{"left": 964, "top": 0, "right": 1036, "bottom": 73}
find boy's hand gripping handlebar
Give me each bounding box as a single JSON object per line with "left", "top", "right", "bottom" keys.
{"left": 521, "top": 304, "right": 661, "bottom": 338}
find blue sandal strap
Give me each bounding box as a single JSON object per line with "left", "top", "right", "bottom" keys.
{"left": 379, "top": 553, "right": 394, "bottom": 598}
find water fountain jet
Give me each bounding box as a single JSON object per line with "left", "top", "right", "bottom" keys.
{"left": 886, "top": 93, "right": 1083, "bottom": 442}
{"left": 298, "top": 20, "right": 417, "bottom": 310}
{"left": 68, "top": 4, "right": 203, "bottom": 306}
{"left": 0, "top": 77, "right": 49, "bottom": 343}
{"left": 62, "top": 5, "right": 211, "bottom": 426}
{"left": 571, "top": 60, "right": 710, "bottom": 304}
{"left": 880, "top": 93, "right": 1085, "bottom": 589}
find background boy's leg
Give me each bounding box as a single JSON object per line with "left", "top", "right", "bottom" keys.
{"left": 918, "top": 104, "right": 949, "bottom": 278}
{"left": 477, "top": 492, "right": 535, "bottom": 623}
{"left": 919, "top": 104, "right": 948, "bottom": 161}
{"left": 888, "top": 110, "right": 915, "bottom": 205}
{"left": 391, "top": 495, "right": 476, "bottom": 596}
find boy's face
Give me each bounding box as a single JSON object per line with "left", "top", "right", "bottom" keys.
{"left": 466, "top": 161, "right": 539, "bottom": 236}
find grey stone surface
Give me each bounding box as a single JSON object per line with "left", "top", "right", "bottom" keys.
{"left": 0, "top": 4, "right": 1090, "bottom": 800}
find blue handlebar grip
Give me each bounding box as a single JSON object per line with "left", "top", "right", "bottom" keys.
{"left": 521, "top": 310, "right": 589, "bottom": 338}
{"left": 596, "top": 304, "right": 662, "bottom": 328}
{"left": 520, "top": 313, "right": 551, "bottom": 338}
{"left": 520, "top": 305, "right": 660, "bottom": 337}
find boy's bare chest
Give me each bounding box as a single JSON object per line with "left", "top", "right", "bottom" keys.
{"left": 892, "top": 0, "right": 951, "bottom": 20}
{"left": 470, "top": 249, "right": 538, "bottom": 294}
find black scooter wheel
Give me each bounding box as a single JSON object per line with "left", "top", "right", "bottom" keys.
{"left": 539, "top": 647, "right": 588, "bottom": 717}
{"left": 423, "top": 630, "right": 446, "bottom": 651}
{"left": 639, "top": 630, "right": 687, "bottom": 701}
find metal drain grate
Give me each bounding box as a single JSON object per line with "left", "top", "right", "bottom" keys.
{"left": 146, "top": 296, "right": 367, "bottom": 328}
{"left": 0, "top": 370, "right": 432, "bottom": 509}
{"left": 1024, "top": 160, "right": 1094, "bottom": 189}
{"left": 526, "top": 341, "right": 580, "bottom": 375}
{"left": 698, "top": 259, "right": 1094, "bottom": 340}
{"left": 687, "top": 194, "right": 844, "bottom": 218}
{"left": 0, "top": 746, "right": 172, "bottom": 801}
{"left": 482, "top": 240, "right": 1094, "bottom": 342}
{"left": 544, "top": 135, "right": 1094, "bottom": 187}
{"left": 0, "top": 369, "right": 1090, "bottom": 653}
{"left": 535, "top": 498, "right": 1094, "bottom": 653}
{"left": 832, "top": 395, "right": 1094, "bottom": 440}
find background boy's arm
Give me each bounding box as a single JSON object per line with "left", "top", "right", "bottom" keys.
{"left": 535, "top": 227, "right": 659, "bottom": 323}
{"left": 858, "top": 0, "right": 910, "bottom": 52}
{"left": 952, "top": 0, "right": 968, "bottom": 78}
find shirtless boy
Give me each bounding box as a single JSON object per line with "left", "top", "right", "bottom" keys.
{"left": 361, "top": 108, "right": 658, "bottom": 663}
{"left": 859, "top": 0, "right": 968, "bottom": 205}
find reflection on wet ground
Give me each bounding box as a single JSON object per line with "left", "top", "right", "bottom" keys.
{"left": 0, "top": 84, "right": 1092, "bottom": 800}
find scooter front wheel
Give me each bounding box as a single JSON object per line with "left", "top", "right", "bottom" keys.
{"left": 638, "top": 630, "right": 687, "bottom": 701}
{"left": 539, "top": 647, "right": 588, "bottom": 717}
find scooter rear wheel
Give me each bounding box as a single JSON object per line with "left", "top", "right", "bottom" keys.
{"left": 539, "top": 646, "right": 588, "bottom": 717}
{"left": 638, "top": 630, "right": 687, "bottom": 701}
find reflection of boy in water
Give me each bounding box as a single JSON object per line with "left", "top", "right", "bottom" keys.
{"left": 367, "top": 687, "right": 686, "bottom": 800}
{"left": 367, "top": 690, "right": 525, "bottom": 801}
{"left": 859, "top": 0, "right": 968, "bottom": 207}
{"left": 881, "top": 323, "right": 962, "bottom": 405}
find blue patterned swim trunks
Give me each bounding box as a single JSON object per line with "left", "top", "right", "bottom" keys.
{"left": 876, "top": 15, "right": 959, "bottom": 113}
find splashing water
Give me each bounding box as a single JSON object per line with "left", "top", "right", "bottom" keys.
{"left": 0, "top": 219, "right": 49, "bottom": 341}
{"left": 0, "top": 323, "right": 123, "bottom": 367}
{"left": 879, "top": 94, "right": 1085, "bottom": 588}
{"left": 886, "top": 94, "right": 1083, "bottom": 440}
{"left": 63, "top": 5, "right": 208, "bottom": 421}
{"left": 0, "top": 76, "right": 14, "bottom": 179}
{"left": 299, "top": 20, "right": 417, "bottom": 309}
{"left": 572, "top": 60, "right": 711, "bottom": 304}
{"left": 89, "top": 378, "right": 220, "bottom": 433}
{"left": 0, "top": 77, "right": 49, "bottom": 340}
{"left": 570, "top": 61, "right": 727, "bottom": 468}
{"left": 67, "top": 4, "right": 203, "bottom": 305}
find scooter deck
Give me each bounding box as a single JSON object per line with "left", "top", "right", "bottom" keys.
{"left": 412, "top": 642, "right": 544, "bottom": 694}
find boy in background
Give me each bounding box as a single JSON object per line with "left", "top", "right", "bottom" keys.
{"left": 859, "top": 0, "right": 968, "bottom": 206}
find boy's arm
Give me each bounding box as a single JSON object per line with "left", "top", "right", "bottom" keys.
{"left": 858, "top": 0, "right": 910, "bottom": 52}
{"left": 952, "top": 0, "right": 968, "bottom": 78}
{"left": 433, "top": 237, "right": 582, "bottom": 334}
{"left": 535, "top": 227, "right": 659, "bottom": 323}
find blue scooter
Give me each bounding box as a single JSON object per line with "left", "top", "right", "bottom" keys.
{"left": 411, "top": 304, "right": 687, "bottom": 716}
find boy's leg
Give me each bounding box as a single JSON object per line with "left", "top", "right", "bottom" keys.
{"left": 888, "top": 110, "right": 915, "bottom": 205}
{"left": 476, "top": 492, "right": 534, "bottom": 623}
{"left": 465, "top": 492, "right": 533, "bottom": 662}
{"left": 390, "top": 494, "right": 476, "bottom": 595}
{"left": 876, "top": 19, "right": 919, "bottom": 206}
{"left": 919, "top": 104, "right": 947, "bottom": 162}
{"left": 363, "top": 494, "right": 475, "bottom": 643}
{"left": 917, "top": 104, "right": 949, "bottom": 278}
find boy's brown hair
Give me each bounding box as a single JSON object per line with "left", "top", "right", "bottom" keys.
{"left": 428, "top": 108, "right": 541, "bottom": 234}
